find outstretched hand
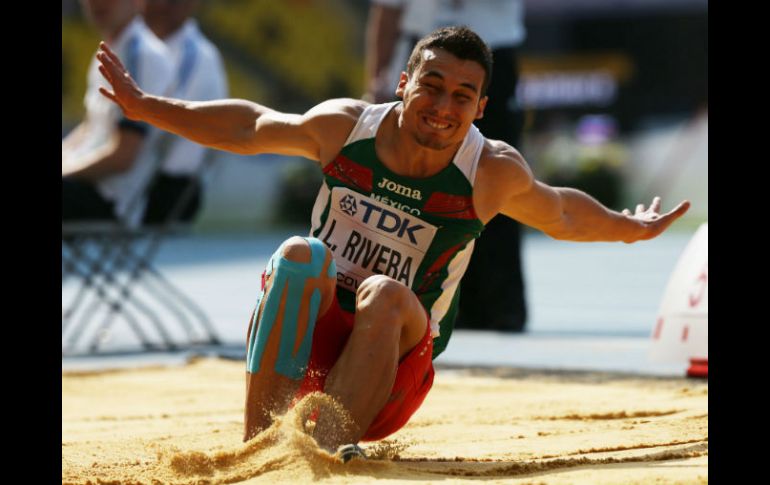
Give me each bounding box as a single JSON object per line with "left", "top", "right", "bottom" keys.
{"left": 95, "top": 42, "right": 145, "bottom": 120}
{"left": 621, "top": 197, "right": 691, "bottom": 242}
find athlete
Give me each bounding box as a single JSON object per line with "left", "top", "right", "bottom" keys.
{"left": 95, "top": 26, "right": 690, "bottom": 458}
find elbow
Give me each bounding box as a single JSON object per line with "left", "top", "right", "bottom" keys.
{"left": 543, "top": 227, "right": 571, "bottom": 241}
{"left": 540, "top": 220, "right": 587, "bottom": 242}
{"left": 537, "top": 216, "right": 573, "bottom": 241}
{"left": 217, "top": 139, "right": 262, "bottom": 156}
{"left": 543, "top": 230, "right": 563, "bottom": 241}
{"left": 219, "top": 123, "right": 263, "bottom": 155}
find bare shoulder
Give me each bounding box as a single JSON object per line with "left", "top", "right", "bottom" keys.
{"left": 303, "top": 98, "right": 369, "bottom": 164}
{"left": 476, "top": 139, "right": 534, "bottom": 195}
{"left": 304, "top": 98, "right": 368, "bottom": 123}
{"left": 471, "top": 139, "right": 535, "bottom": 222}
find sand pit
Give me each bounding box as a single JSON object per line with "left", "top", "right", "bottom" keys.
{"left": 62, "top": 358, "right": 707, "bottom": 484}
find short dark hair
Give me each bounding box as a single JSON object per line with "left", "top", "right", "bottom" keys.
{"left": 406, "top": 26, "right": 493, "bottom": 96}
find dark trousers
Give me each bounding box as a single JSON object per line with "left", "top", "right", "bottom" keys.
{"left": 62, "top": 177, "right": 116, "bottom": 222}
{"left": 456, "top": 46, "right": 528, "bottom": 331}
{"left": 61, "top": 174, "right": 201, "bottom": 225}
{"left": 142, "top": 173, "right": 201, "bottom": 225}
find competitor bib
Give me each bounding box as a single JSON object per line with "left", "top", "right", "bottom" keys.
{"left": 317, "top": 187, "right": 438, "bottom": 292}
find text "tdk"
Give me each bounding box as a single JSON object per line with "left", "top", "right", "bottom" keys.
{"left": 358, "top": 199, "right": 425, "bottom": 244}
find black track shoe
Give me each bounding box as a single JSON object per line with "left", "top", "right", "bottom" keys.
{"left": 336, "top": 443, "right": 366, "bottom": 462}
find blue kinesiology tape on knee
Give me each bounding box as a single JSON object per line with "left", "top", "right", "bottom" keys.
{"left": 246, "top": 238, "right": 335, "bottom": 379}
{"left": 246, "top": 252, "right": 276, "bottom": 371}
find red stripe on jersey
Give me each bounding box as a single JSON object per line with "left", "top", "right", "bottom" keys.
{"left": 422, "top": 192, "right": 478, "bottom": 220}
{"left": 323, "top": 154, "right": 374, "bottom": 192}
{"left": 417, "top": 241, "right": 465, "bottom": 293}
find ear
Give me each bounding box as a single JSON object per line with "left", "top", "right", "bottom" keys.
{"left": 475, "top": 96, "right": 488, "bottom": 120}
{"left": 395, "top": 71, "right": 409, "bottom": 98}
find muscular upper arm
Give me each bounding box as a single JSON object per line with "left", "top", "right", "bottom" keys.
{"left": 249, "top": 99, "right": 366, "bottom": 163}
{"left": 476, "top": 141, "right": 565, "bottom": 233}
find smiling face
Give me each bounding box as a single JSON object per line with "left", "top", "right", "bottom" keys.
{"left": 395, "top": 48, "right": 488, "bottom": 151}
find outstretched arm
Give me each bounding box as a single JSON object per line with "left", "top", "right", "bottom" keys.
{"left": 364, "top": 2, "right": 403, "bottom": 103}
{"left": 62, "top": 126, "right": 144, "bottom": 181}
{"left": 491, "top": 148, "right": 690, "bottom": 243}
{"left": 96, "top": 42, "right": 363, "bottom": 161}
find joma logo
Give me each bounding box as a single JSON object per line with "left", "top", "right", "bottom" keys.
{"left": 377, "top": 177, "right": 422, "bottom": 200}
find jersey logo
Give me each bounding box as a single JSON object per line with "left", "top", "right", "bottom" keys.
{"left": 359, "top": 199, "right": 425, "bottom": 244}
{"left": 339, "top": 194, "right": 358, "bottom": 216}
{"left": 377, "top": 177, "right": 423, "bottom": 200}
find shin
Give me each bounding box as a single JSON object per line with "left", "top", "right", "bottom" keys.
{"left": 243, "top": 237, "right": 335, "bottom": 440}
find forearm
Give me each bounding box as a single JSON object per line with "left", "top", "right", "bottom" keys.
{"left": 365, "top": 4, "right": 402, "bottom": 99}
{"left": 98, "top": 43, "right": 273, "bottom": 156}
{"left": 62, "top": 128, "right": 144, "bottom": 182}
{"left": 547, "top": 188, "right": 643, "bottom": 243}
{"left": 62, "top": 144, "right": 131, "bottom": 181}
{"left": 132, "top": 95, "right": 274, "bottom": 155}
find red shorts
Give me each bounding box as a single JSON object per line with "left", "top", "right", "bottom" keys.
{"left": 294, "top": 292, "right": 435, "bottom": 441}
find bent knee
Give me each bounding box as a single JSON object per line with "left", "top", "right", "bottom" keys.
{"left": 357, "top": 275, "right": 413, "bottom": 312}
{"left": 355, "top": 275, "right": 426, "bottom": 352}
{"left": 280, "top": 236, "right": 313, "bottom": 263}
{"left": 279, "top": 237, "right": 334, "bottom": 272}
{"left": 265, "top": 237, "right": 336, "bottom": 295}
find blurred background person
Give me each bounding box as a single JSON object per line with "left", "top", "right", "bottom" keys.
{"left": 141, "top": 0, "right": 229, "bottom": 224}
{"left": 62, "top": 0, "right": 174, "bottom": 227}
{"left": 365, "top": 0, "right": 529, "bottom": 332}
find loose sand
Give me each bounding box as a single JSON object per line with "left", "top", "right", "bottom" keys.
{"left": 62, "top": 358, "right": 707, "bottom": 484}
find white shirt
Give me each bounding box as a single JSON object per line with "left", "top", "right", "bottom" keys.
{"left": 372, "top": 0, "right": 526, "bottom": 99}
{"left": 377, "top": 0, "right": 526, "bottom": 48}
{"left": 156, "top": 19, "right": 228, "bottom": 176}
{"left": 65, "top": 17, "right": 175, "bottom": 227}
